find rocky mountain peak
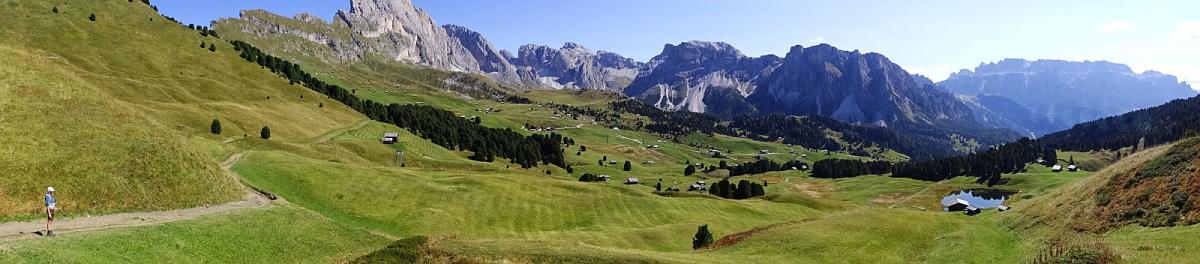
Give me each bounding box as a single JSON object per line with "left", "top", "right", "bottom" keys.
{"left": 562, "top": 42, "right": 588, "bottom": 50}
{"left": 509, "top": 43, "right": 643, "bottom": 90}
{"left": 657, "top": 41, "right": 747, "bottom": 64}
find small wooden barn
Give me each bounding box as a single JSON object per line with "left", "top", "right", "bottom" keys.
{"left": 381, "top": 132, "right": 400, "bottom": 144}
{"left": 943, "top": 198, "right": 971, "bottom": 212}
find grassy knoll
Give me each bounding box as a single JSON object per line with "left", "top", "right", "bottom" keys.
{"left": 0, "top": 206, "right": 387, "bottom": 263}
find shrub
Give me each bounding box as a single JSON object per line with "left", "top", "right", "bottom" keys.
{"left": 350, "top": 236, "right": 429, "bottom": 264}
{"left": 260, "top": 126, "right": 271, "bottom": 139}
{"left": 692, "top": 224, "right": 714, "bottom": 250}
{"left": 209, "top": 44, "right": 216, "bottom": 52}
{"left": 52, "top": 6, "right": 58, "bottom": 13}
{"left": 210, "top": 119, "right": 221, "bottom": 135}
{"left": 578, "top": 173, "right": 598, "bottom": 182}
{"left": 623, "top": 160, "right": 632, "bottom": 171}
{"left": 88, "top": 13, "right": 96, "bottom": 21}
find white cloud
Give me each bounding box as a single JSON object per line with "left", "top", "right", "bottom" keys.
{"left": 1096, "top": 20, "right": 1134, "bottom": 33}
{"left": 1173, "top": 21, "right": 1200, "bottom": 43}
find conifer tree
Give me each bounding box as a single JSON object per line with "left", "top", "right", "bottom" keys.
{"left": 623, "top": 160, "right": 632, "bottom": 171}
{"left": 692, "top": 225, "right": 714, "bottom": 250}
{"left": 684, "top": 164, "right": 696, "bottom": 176}
{"left": 210, "top": 119, "right": 221, "bottom": 135}
{"left": 260, "top": 126, "right": 271, "bottom": 140}
{"left": 89, "top": 13, "right": 96, "bottom": 21}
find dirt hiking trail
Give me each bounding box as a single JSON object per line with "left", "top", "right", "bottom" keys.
{"left": 0, "top": 152, "right": 276, "bottom": 243}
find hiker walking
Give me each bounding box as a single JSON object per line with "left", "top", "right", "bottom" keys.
{"left": 45, "top": 187, "right": 56, "bottom": 237}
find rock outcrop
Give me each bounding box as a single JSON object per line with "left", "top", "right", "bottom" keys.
{"left": 624, "top": 41, "right": 780, "bottom": 118}
{"left": 508, "top": 43, "right": 643, "bottom": 90}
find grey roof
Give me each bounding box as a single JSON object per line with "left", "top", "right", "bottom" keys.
{"left": 942, "top": 198, "right": 970, "bottom": 207}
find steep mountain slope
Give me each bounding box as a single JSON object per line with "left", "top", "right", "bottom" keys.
{"left": 748, "top": 44, "right": 978, "bottom": 129}
{"left": 960, "top": 94, "right": 1058, "bottom": 137}
{"left": 0, "top": 0, "right": 363, "bottom": 217}
{"left": 940, "top": 59, "right": 1197, "bottom": 133}
{"left": 624, "top": 41, "right": 779, "bottom": 118}
{"left": 213, "top": 0, "right": 641, "bottom": 91}
{"left": 627, "top": 42, "right": 986, "bottom": 129}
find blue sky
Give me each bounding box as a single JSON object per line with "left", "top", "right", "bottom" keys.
{"left": 157, "top": 0, "right": 1200, "bottom": 88}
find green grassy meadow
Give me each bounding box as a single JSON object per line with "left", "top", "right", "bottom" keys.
{"left": 3, "top": 1, "right": 1200, "bottom": 263}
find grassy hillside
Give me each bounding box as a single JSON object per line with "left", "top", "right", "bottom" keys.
{"left": 998, "top": 141, "right": 1200, "bottom": 263}
{"left": 0, "top": 0, "right": 359, "bottom": 216}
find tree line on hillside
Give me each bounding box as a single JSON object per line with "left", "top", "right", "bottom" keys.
{"left": 811, "top": 137, "right": 1054, "bottom": 185}
{"left": 608, "top": 99, "right": 993, "bottom": 160}
{"left": 1040, "top": 95, "right": 1200, "bottom": 152}
{"left": 811, "top": 159, "right": 893, "bottom": 179}
{"left": 891, "top": 138, "right": 1050, "bottom": 184}
{"left": 726, "top": 159, "right": 809, "bottom": 177}
{"left": 543, "top": 102, "right": 629, "bottom": 129}
{"left": 707, "top": 179, "right": 765, "bottom": 200}
{"left": 229, "top": 41, "right": 569, "bottom": 169}
{"left": 609, "top": 99, "right": 726, "bottom": 136}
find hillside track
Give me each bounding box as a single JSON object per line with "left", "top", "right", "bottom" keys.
{"left": 0, "top": 152, "right": 274, "bottom": 243}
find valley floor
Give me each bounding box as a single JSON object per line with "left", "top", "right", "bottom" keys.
{"left": 0, "top": 118, "right": 1096, "bottom": 263}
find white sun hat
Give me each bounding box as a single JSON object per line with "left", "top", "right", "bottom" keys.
{"left": 47, "top": 186, "right": 55, "bottom": 192}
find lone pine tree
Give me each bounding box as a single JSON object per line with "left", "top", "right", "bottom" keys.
{"left": 260, "top": 126, "right": 271, "bottom": 140}
{"left": 210, "top": 119, "right": 221, "bottom": 135}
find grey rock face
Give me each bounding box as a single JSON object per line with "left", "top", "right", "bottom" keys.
{"left": 624, "top": 41, "right": 781, "bottom": 118}
{"left": 939, "top": 59, "right": 1197, "bottom": 132}
{"left": 508, "top": 43, "right": 644, "bottom": 91}
{"left": 333, "top": 0, "right": 482, "bottom": 72}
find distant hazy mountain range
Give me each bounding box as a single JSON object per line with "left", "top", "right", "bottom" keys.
{"left": 216, "top": 0, "right": 1195, "bottom": 143}
{"left": 938, "top": 59, "right": 1197, "bottom": 136}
